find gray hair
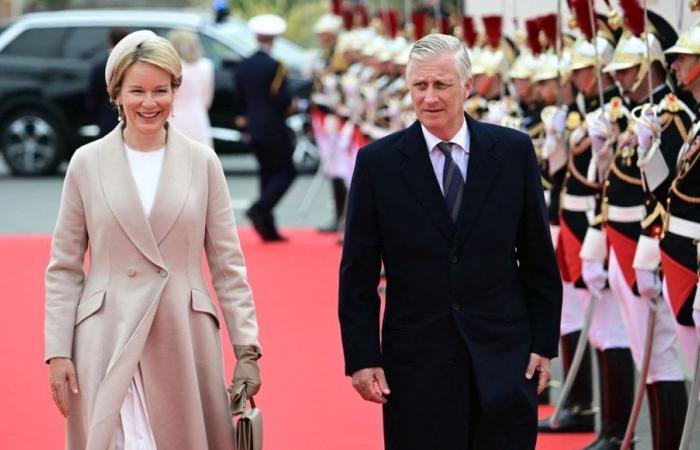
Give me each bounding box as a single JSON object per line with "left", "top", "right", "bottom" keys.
{"left": 406, "top": 34, "right": 472, "bottom": 83}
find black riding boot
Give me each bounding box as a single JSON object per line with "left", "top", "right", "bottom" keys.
{"left": 538, "top": 330, "right": 595, "bottom": 432}
{"left": 582, "top": 348, "right": 635, "bottom": 450}
{"left": 318, "top": 177, "right": 347, "bottom": 233}
{"left": 647, "top": 380, "right": 687, "bottom": 450}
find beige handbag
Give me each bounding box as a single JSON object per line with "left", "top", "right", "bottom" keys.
{"left": 230, "top": 386, "right": 263, "bottom": 450}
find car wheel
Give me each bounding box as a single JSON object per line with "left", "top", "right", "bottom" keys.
{"left": 0, "top": 108, "right": 66, "bottom": 175}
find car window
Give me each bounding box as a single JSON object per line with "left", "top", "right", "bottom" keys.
{"left": 1, "top": 27, "right": 69, "bottom": 57}
{"left": 63, "top": 27, "right": 109, "bottom": 60}
{"left": 199, "top": 33, "right": 240, "bottom": 68}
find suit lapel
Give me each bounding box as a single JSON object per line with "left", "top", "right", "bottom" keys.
{"left": 99, "top": 126, "right": 164, "bottom": 268}
{"left": 399, "top": 121, "right": 453, "bottom": 240}
{"left": 148, "top": 126, "right": 192, "bottom": 244}
{"left": 453, "top": 115, "right": 504, "bottom": 249}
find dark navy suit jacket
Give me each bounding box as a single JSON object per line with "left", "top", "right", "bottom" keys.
{"left": 234, "top": 49, "right": 293, "bottom": 151}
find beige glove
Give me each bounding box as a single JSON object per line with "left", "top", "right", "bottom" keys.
{"left": 229, "top": 345, "right": 262, "bottom": 412}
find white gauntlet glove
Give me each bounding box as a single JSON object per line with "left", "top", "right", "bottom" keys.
{"left": 635, "top": 269, "right": 662, "bottom": 300}
{"left": 582, "top": 259, "right": 607, "bottom": 297}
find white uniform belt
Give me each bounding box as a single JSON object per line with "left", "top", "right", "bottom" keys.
{"left": 668, "top": 215, "right": 700, "bottom": 240}
{"left": 606, "top": 204, "right": 646, "bottom": 223}
{"left": 562, "top": 194, "right": 596, "bottom": 212}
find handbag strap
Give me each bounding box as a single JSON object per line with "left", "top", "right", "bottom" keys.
{"left": 231, "top": 384, "right": 257, "bottom": 416}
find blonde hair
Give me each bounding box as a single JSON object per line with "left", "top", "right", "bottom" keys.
{"left": 107, "top": 35, "right": 182, "bottom": 104}
{"left": 168, "top": 29, "right": 204, "bottom": 64}
{"left": 406, "top": 34, "right": 472, "bottom": 83}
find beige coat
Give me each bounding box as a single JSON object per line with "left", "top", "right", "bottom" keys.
{"left": 45, "top": 125, "right": 260, "bottom": 450}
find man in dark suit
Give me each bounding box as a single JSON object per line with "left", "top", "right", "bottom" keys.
{"left": 86, "top": 27, "right": 129, "bottom": 137}
{"left": 339, "top": 34, "right": 562, "bottom": 449}
{"left": 235, "top": 14, "right": 296, "bottom": 241}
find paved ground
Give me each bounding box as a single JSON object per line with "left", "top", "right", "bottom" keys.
{"left": 1, "top": 154, "right": 698, "bottom": 449}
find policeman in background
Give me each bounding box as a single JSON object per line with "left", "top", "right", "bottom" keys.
{"left": 235, "top": 14, "right": 296, "bottom": 242}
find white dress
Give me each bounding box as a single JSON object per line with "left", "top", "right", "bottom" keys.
{"left": 171, "top": 58, "right": 215, "bottom": 148}
{"left": 110, "top": 144, "right": 165, "bottom": 450}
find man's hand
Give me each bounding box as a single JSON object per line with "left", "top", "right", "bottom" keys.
{"left": 351, "top": 367, "right": 390, "bottom": 404}
{"left": 49, "top": 357, "right": 79, "bottom": 417}
{"left": 525, "top": 353, "right": 550, "bottom": 395}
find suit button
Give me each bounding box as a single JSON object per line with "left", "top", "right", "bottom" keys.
{"left": 450, "top": 255, "right": 458, "bottom": 264}
{"left": 127, "top": 267, "right": 136, "bottom": 277}
{"left": 451, "top": 302, "right": 460, "bottom": 311}
{"left": 159, "top": 269, "right": 168, "bottom": 278}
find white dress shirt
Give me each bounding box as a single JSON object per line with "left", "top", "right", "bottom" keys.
{"left": 124, "top": 144, "right": 165, "bottom": 217}
{"left": 421, "top": 120, "right": 470, "bottom": 194}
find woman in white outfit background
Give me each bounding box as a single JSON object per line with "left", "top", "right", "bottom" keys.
{"left": 168, "top": 29, "right": 215, "bottom": 148}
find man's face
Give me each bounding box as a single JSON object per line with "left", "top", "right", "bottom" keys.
{"left": 535, "top": 79, "right": 558, "bottom": 105}
{"left": 670, "top": 53, "right": 700, "bottom": 89}
{"left": 512, "top": 78, "right": 533, "bottom": 102}
{"left": 612, "top": 65, "right": 640, "bottom": 93}
{"left": 317, "top": 32, "right": 336, "bottom": 49}
{"left": 408, "top": 54, "right": 472, "bottom": 139}
{"left": 571, "top": 66, "right": 595, "bottom": 96}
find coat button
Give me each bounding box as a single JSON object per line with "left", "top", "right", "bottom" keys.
{"left": 159, "top": 269, "right": 168, "bottom": 278}
{"left": 451, "top": 302, "right": 460, "bottom": 311}
{"left": 127, "top": 267, "right": 136, "bottom": 277}
{"left": 450, "top": 255, "right": 458, "bottom": 264}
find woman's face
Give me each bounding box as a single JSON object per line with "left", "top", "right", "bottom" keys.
{"left": 116, "top": 62, "right": 174, "bottom": 136}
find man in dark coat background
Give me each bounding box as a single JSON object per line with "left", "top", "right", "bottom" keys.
{"left": 234, "top": 14, "right": 296, "bottom": 241}
{"left": 339, "top": 34, "right": 562, "bottom": 450}
{"left": 85, "top": 27, "right": 129, "bottom": 137}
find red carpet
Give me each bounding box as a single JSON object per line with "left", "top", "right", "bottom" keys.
{"left": 0, "top": 230, "right": 595, "bottom": 449}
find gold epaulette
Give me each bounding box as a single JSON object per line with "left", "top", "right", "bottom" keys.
{"left": 658, "top": 93, "right": 695, "bottom": 141}
{"left": 566, "top": 111, "right": 583, "bottom": 131}
{"left": 270, "top": 61, "right": 287, "bottom": 96}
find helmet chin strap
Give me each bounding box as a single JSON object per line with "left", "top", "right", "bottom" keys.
{"left": 631, "top": 60, "right": 649, "bottom": 93}
{"left": 683, "top": 60, "right": 700, "bottom": 87}
{"left": 584, "top": 73, "right": 597, "bottom": 96}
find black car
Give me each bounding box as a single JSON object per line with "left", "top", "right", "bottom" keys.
{"left": 0, "top": 9, "right": 314, "bottom": 175}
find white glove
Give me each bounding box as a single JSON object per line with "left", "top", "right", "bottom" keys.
{"left": 636, "top": 107, "right": 661, "bottom": 153}
{"left": 553, "top": 107, "right": 567, "bottom": 136}
{"left": 635, "top": 269, "right": 662, "bottom": 300}
{"left": 582, "top": 259, "right": 607, "bottom": 297}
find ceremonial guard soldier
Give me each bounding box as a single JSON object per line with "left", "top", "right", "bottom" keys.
{"left": 310, "top": 13, "right": 349, "bottom": 233}
{"left": 538, "top": 0, "right": 622, "bottom": 434}
{"left": 580, "top": 1, "right": 690, "bottom": 447}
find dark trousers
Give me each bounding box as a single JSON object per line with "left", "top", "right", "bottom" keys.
{"left": 382, "top": 319, "right": 537, "bottom": 450}
{"left": 250, "top": 140, "right": 296, "bottom": 214}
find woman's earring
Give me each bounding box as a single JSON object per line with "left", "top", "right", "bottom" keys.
{"left": 117, "top": 103, "right": 124, "bottom": 122}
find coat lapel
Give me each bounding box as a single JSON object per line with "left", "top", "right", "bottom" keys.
{"left": 399, "top": 121, "right": 453, "bottom": 240}
{"left": 453, "top": 114, "right": 504, "bottom": 250}
{"left": 148, "top": 126, "right": 192, "bottom": 244}
{"left": 99, "top": 126, "right": 164, "bottom": 268}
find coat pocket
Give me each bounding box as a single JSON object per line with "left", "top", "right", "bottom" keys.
{"left": 75, "top": 290, "right": 106, "bottom": 326}
{"left": 191, "top": 288, "right": 220, "bottom": 328}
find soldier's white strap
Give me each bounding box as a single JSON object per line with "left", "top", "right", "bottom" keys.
{"left": 667, "top": 215, "right": 700, "bottom": 240}
{"left": 606, "top": 204, "right": 646, "bottom": 223}
{"left": 543, "top": 189, "right": 551, "bottom": 208}
{"left": 633, "top": 234, "right": 661, "bottom": 271}
{"left": 638, "top": 140, "right": 669, "bottom": 193}
{"left": 562, "top": 194, "right": 596, "bottom": 212}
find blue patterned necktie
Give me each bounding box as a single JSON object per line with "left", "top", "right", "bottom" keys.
{"left": 436, "top": 141, "right": 465, "bottom": 223}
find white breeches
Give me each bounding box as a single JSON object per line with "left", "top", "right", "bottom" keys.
{"left": 111, "top": 364, "right": 157, "bottom": 450}
{"left": 560, "top": 281, "right": 585, "bottom": 335}
{"left": 607, "top": 249, "right": 684, "bottom": 383}
{"left": 577, "top": 287, "right": 630, "bottom": 351}
{"left": 662, "top": 279, "right": 699, "bottom": 370}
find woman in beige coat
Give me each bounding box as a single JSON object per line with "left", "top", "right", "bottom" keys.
{"left": 45, "top": 30, "right": 261, "bottom": 449}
